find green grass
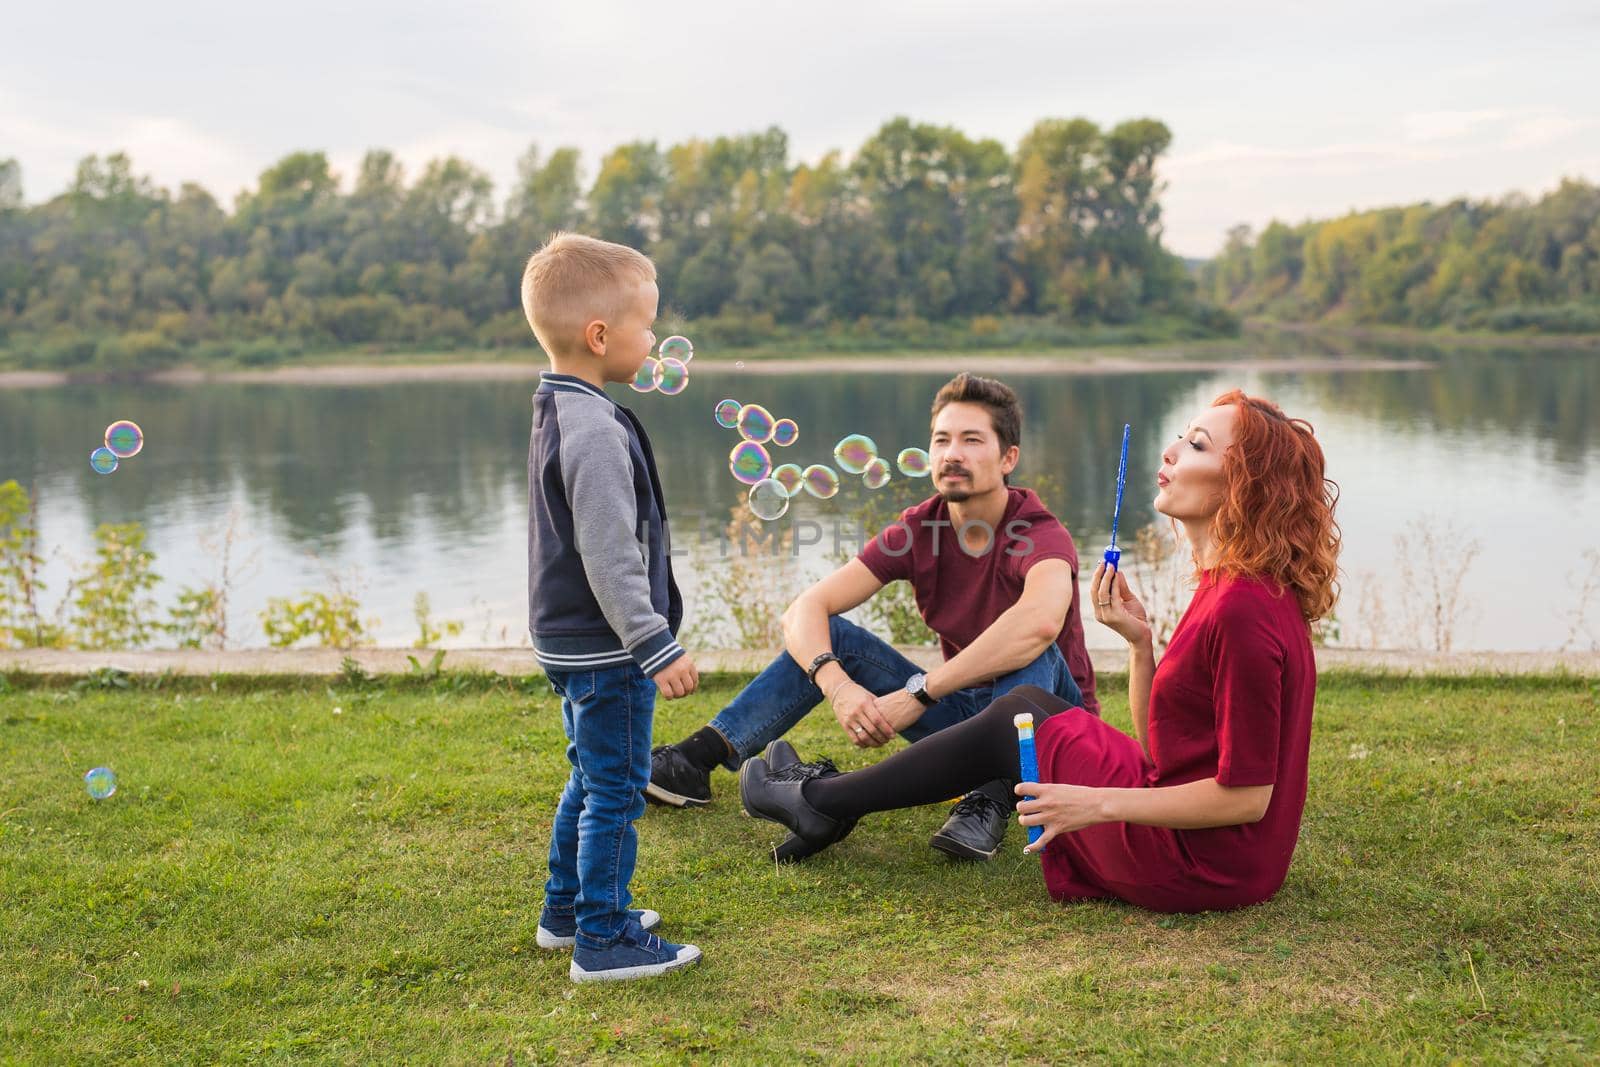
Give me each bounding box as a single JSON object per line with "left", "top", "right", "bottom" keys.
{"left": 2, "top": 671, "right": 1597, "bottom": 1064}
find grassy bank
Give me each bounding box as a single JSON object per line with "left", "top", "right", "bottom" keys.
{"left": 1245, "top": 319, "right": 1600, "bottom": 352}
{"left": 0, "top": 313, "right": 1244, "bottom": 380}
{"left": 2, "top": 671, "right": 1596, "bottom": 1063}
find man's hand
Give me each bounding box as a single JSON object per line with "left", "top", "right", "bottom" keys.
{"left": 829, "top": 681, "right": 895, "bottom": 747}
{"left": 652, "top": 654, "right": 699, "bottom": 700}
{"left": 871, "top": 689, "right": 927, "bottom": 737}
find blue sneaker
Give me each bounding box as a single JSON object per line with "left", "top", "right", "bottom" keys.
{"left": 536, "top": 906, "right": 661, "bottom": 950}
{"left": 569, "top": 919, "right": 701, "bottom": 983}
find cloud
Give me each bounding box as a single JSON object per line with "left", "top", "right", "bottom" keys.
{"left": 1401, "top": 109, "right": 1514, "bottom": 142}
{"left": 0, "top": 90, "right": 254, "bottom": 201}
{"left": 1505, "top": 113, "right": 1593, "bottom": 149}
{"left": 1164, "top": 139, "right": 1445, "bottom": 183}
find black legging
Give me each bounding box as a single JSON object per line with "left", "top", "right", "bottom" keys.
{"left": 803, "top": 685, "right": 1075, "bottom": 820}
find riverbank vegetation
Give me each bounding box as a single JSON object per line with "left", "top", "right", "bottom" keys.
{"left": 0, "top": 117, "right": 1236, "bottom": 373}
{"left": 1201, "top": 179, "right": 1600, "bottom": 335}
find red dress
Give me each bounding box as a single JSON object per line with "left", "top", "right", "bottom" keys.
{"left": 1032, "top": 572, "right": 1316, "bottom": 912}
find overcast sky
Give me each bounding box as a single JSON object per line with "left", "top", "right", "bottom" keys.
{"left": 3, "top": 0, "right": 1597, "bottom": 256}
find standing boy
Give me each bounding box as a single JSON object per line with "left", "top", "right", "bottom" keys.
{"left": 523, "top": 233, "right": 701, "bottom": 982}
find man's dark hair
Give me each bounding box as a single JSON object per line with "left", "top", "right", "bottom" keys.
{"left": 930, "top": 372, "right": 1022, "bottom": 454}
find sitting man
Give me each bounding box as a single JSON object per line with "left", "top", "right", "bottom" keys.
{"left": 648, "top": 372, "right": 1099, "bottom": 861}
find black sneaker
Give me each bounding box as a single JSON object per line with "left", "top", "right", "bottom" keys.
{"left": 761, "top": 741, "right": 859, "bottom": 863}
{"left": 645, "top": 744, "right": 713, "bottom": 808}
{"left": 739, "top": 749, "right": 855, "bottom": 860}
{"left": 929, "top": 779, "right": 1012, "bottom": 861}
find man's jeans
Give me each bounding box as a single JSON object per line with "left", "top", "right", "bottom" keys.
{"left": 542, "top": 662, "right": 654, "bottom": 951}
{"left": 709, "top": 615, "right": 1083, "bottom": 771}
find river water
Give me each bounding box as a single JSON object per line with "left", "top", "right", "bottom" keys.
{"left": 2, "top": 340, "right": 1596, "bottom": 652}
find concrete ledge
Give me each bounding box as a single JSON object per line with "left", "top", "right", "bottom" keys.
{"left": 1, "top": 646, "right": 1596, "bottom": 678}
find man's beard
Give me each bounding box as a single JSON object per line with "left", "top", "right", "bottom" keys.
{"left": 937, "top": 467, "right": 975, "bottom": 503}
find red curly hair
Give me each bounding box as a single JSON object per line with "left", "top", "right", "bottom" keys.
{"left": 1208, "top": 390, "right": 1342, "bottom": 622}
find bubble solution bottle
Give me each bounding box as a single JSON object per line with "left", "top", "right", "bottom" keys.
{"left": 1015, "top": 713, "right": 1043, "bottom": 848}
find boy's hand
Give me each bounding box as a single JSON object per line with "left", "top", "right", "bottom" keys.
{"left": 652, "top": 654, "right": 699, "bottom": 700}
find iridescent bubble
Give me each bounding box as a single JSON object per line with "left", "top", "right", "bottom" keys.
{"left": 657, "top": 335, "right": 694, "bottom": 364}
{"left": 715, "top": 398, "right": 741, "bottom": 428}
{"left": 654, "top": 357, "right": 689, "bottom": 395}
{"left": 630, "top": 358, "right": 660, "bottom": 393}
{"left": 104, "top": 420, "right": 144, "bottom": 458}
{"left": 84, "top": 766, "right": 117, "bottom": 799}
{"left": 832, "top": 434, "right": 879, "bottom": 475}
{"left": 771, "top": 419, "right": 799, "bottom": 447}
{"left": 748, "top": 478, "right": 790, "bottom": 521}
{"left": 863, "top": 457, "right": 891, "bottom": 490}
{"left": 896, "top": 447, "right": 931, "bottom": 477}
{"left": 729, "top": 441, "right": 773, "bottom": 485}
{"left": 770, "top": 463, "right": 804, "bottom": 497}
{"left": 802, "top": 464, "right": 841, "bottom": 500}
{"left": 737, "top": 404, "right": 776, "bottom": 444}
{"left": 89, "top": 447, "right": 119, "bottom": 475}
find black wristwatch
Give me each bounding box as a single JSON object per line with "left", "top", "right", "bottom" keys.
{"left": 904, "top": 672, "right": 936, "bottom": 707}
{"left": 806, "top": 651, "right": 842, "bottom": 686}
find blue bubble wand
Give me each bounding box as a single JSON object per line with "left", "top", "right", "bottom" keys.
{"left": 1015, "top": 712, "right": 1043, "bottom": 849}
{"left": 1103, "top": 423, "right": 1131, "bottom": 573}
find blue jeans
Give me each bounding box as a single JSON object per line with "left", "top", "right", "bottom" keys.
{"left": 709, "top": 615, "right": 1083, "bottom": 771}
{"left": 542, "top": 662, "right": 654, "bottom": 951}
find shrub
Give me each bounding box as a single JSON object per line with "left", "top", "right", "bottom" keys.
{"left": 261, "top": 591, "right": 374, "bottom": 649}
{"left": 1483, "top": 302, "right": 1600, "bottom": 334}
{"left": 236, "top": 339, "right": 294, "bottom": 367}
{"left": 166, "top": 586, "right": 228, "bottom": 650}
{"left": 412, "top": 592, "right": 463, "bottom": 649}
{"left": 69, "top": 522, "right": 162, "bottom": 649}
{"left": 33, "top": 334, "right": 99, "bottom": 370}
{"left": 0, "top": 480, "right": 65, "bottom": 648}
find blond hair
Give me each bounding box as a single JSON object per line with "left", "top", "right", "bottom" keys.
{"left": 520, "top": 233, "right": 656, "bottom": 358}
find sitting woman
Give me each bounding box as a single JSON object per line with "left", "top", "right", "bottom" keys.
{"left": 740, "top": 389, "right": 1341, "bottom": 912}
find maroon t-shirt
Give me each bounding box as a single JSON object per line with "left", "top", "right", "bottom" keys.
{"left": 856, "top": 486, "right": 1099, "bottom": 715}
{"left": 1033, "top": 571, "right": 1315, "bottom": 911}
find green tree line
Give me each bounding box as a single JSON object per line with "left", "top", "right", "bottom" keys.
{"left": 1200, "top": 179, "right": 1600, "bottom": 333}
{"left": 0, "top": 117, "right": 1235, "bottom": 371}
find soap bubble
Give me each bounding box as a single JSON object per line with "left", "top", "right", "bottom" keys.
{"left": 896, "top": 447, "right": 931, "bottom": 477}
{"left": 770, "top": 463, "right": 804, "bottom": 497}
{"left": 657, "top": 335, "right": 694, "bottom": 364}
{"left": 737, "top": 404, "right": 776, "bottom": 444}
{"left": 802, "top": 464, "right": 841, "bottom": 499}
{"left": 89, "top": 447, "right": 119, "bottom": 475}
{"left": 630, "top": 358, "right": 660, "bottom": 393}
{"left": 748, "top": 478, "right": 790, "bottom": 521}
{"left": 771, "top": 419, "right": 799, "bottom": 447}
{"left": 832, "top": 434, "right": 878, "bottom": 475}
{"left": 715, "top": 398, "right": 741, "bottom": 428}
{"left": 104, "top": 420, "right": 144, "bottom": 458}
{"left": 654, "top": 357, "right": 689, "bottom": 395}
{"left": 863, "top": 457, "right": 891, "bottom": 490}
{"left": 84, "top": 766, "right": 117, "bottom": 799}
{"left": 729, "top": 441, "right": 773, "bottom": 485}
